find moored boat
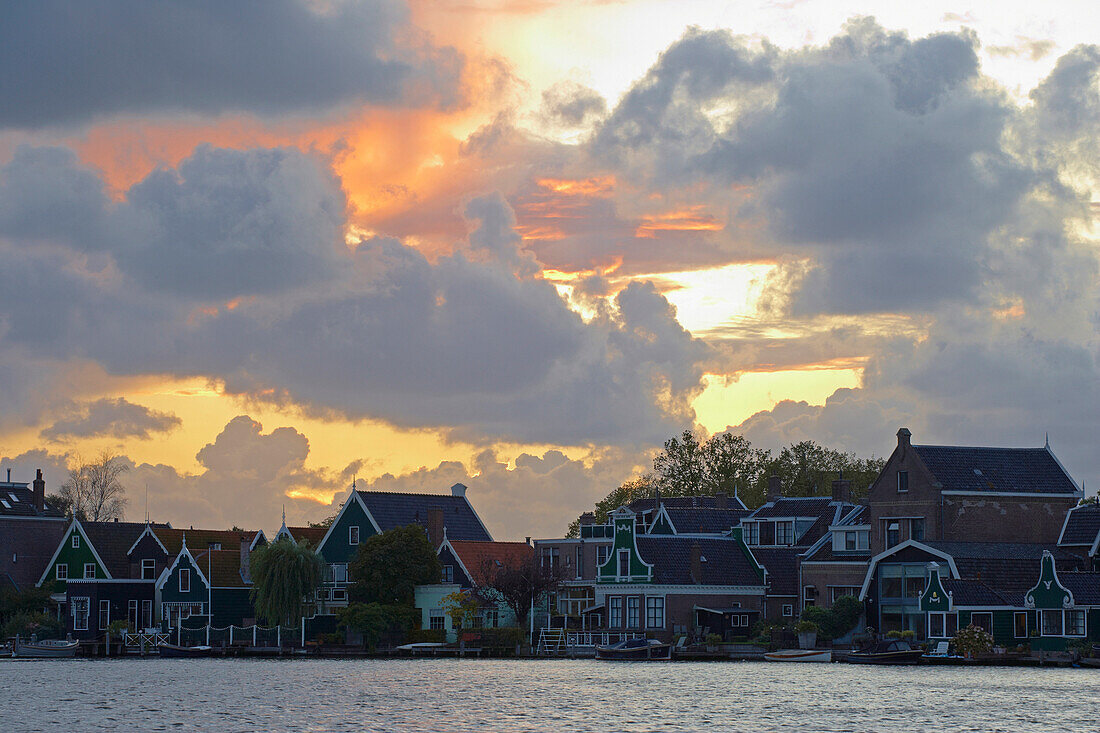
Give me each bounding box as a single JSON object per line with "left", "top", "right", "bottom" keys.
{"left": 844, "top": 639, "right": 925, "bottom": 665}
{"left": 12, "top": 636, "right": 79, "bottom": 658}
{"left": 157, "top": 643, "right": 215, "bottom": 658}
{"left": 595, "top": 637, "right": 671, "bottom": 660}
{"left": 764, "top": 648, "right": 832, "bottom": 663}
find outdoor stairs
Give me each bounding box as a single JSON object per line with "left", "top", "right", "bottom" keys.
{"left": 536, "top": 628, "right": 566, "bottom": 656}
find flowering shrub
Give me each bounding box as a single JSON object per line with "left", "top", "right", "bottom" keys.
{"left": 953, "top": 624, "right": 994, "bottom": 656}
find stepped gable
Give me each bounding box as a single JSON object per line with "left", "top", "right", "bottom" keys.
{"left": 356, "top": 490, "right": 492, "bottom": 542}
{"left": 636, "top": 536, "right": 763, "bottom": 586}
{"left": 447, "top": 541, "right": 533, "bottom": 585}
{"left": 912, "top": 445, "right": 1078, "bottom": 494}
{"left": 82, "top": 521, "right": 170, "bottom": 577}
{"left": 1060, "top": 504, "right": 1100, "bottom": 547}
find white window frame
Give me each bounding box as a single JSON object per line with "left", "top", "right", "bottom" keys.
{"left": 141, "top": 600, "right": 153, "bottom": 629}
{"left": 609, "top": 596, "right": 623, "bottom": 627}
{"left": 596, "top": 545, "right": 610, "bottom": 567}
{"left": 179, "top": 568, "right": 190, "bottom": 593}
{"left": 141, "top": 558, "right": 156, "bottom": 580}
{"left": 429, "top": 609, "right": 445, "bottom": 630}
{"left": 72, "top": 597, "right": 90, "bottom": 631}
{"left": 928, "top": 612, "right": 957, "bottom": 638}
{"left": 56, "top": 563, "right": 68, "bottom": 580}
{"left": 897, "top": 471, "right": 909, "bottom": 493}
{"left": 576, "top": 547, "right": 584, "bottom": 579}
{"left": 782, "top": 604, "right": 793, "bottom": 617}
{"left": 1041, "top": 609, "right": 1063, "bottom": 636}
{"left": 128, "top": 599, "right": 138, "bottom": 627}
{"left": 331, "top": 588, "right": 347, "bottom": 601}
{"left": 775, "top": 521, "right": 794, "bottom": 546}
{"left": 1065, "top": 609, "right": 1086, "bottom": 637}
{"left": 645, "top": 597, "right": 665, "bottom": 629}
{"left": 349, "top": 525, "right": 359, "bottom": 546}
{"left": 84, "top": 562, "right": 96, "bottom": 579}
{"left": 99, "top": 599, "right": 110, "bottom": 630}
{"left": 803, "top": 585, "right": 816, "bottom": 607}
{"left": 72, "top": 534, "right": 81, "bottom": 549}
{"left": 1013, "top": 611, "right": 1028, "bottom": 639}
{"left": 617, "top": 549, "right": 630, "bottom": 579}
{"left": 442, "top": 564, "right": 454, "bottom": 584}
{"left": 744, "top": 522, "right": 759, "bottom": 546}
{"left": 626, "top": 596, "right": 640, "bottom": 628}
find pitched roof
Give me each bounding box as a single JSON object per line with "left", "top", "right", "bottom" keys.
{"left": 82, "top": 521, "right": 169, "bottom": 578}
{"left": 1060, "top": 572, "right": 1100, "bottom": 606}
{"left": 925, "top": 541, "right": 1086, "bottom": 604}
{"left": 913, "top": 445, "right": 1079, "bottom": 494}
{"left": 1060, "top": 505, "right": 1100, "bottom": 547}
{"left": 801, "top": 542, "right": 872, "bottom": 563}
{"left": 629, "top": 495, "right": 746, "bottom": 513}
{"left": 156, "top": 527, "right": 262, "bottom": 556}
{"left": 0, "top": 517, "right": 69, "bottom": 589}
{"left": 942, "top": 578, "right": 1011, "bottom": 607}
{"left": 664, "top": 507, "right": 751, "bottom": 534}
{"left": 746, "top": 497, "right": 857, "bottom": 548}
{"left": 355, "top": 490, "right": 491, "bottom": 542}
{"left": 447, "top": 541, "right": 533, "bottom": 585}
{"left": 635, "top": 536, "right": 764, "bottom": 587}
{"left": 284, "top": 525, "right": 328, "bottom": 547}
{"left": 0, "top": 481, "right": 64, "bottom": 517}
{"left": 189, "top": 547, "right": 249, "bottom": 588}
{"left": 749, "top": 546, "right": 801, "bottom": 596}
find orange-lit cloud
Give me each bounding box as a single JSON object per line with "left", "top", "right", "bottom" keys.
{"left": 635, "top": 206, "right": 724, "bottom": 238}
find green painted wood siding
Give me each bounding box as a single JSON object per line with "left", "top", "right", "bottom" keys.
{"left": 42, "top": 524, "right": 107, "bottom": 592}
{"left": 318, "top": 499, "right": 375, "bottom": 564}
{"left": 160, "top": 553, "right": 210, "bottom": 604}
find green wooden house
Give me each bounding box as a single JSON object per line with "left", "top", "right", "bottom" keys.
{"left": 156, "top": 535, "right": 258, "bottom": 628}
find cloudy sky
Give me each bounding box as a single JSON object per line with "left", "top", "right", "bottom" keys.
{"left": 2, "top": 1, "right": 1098, "bottom": 539}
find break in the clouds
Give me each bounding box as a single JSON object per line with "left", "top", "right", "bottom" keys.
{"left": 42, "top": 397, "right": 182, "bottom": 441}
{"left": 0, "top": 0, "right": 462, "bottom": 129}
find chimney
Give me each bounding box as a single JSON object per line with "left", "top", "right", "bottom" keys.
{"left": 450, "top": 483, "right": 467, "bottom": 498}
{"left": 831, "top": 476, "right": 851, "bottom": 503}
{"left": 766, "top": 475, "right": 782, "bottom": 503}
{"left": 897, "top": 427, "right": 912, "bottom": 452}
{"left": 714, "top": 492, "right": 728, "bottom": 510}
{"left": 690, "top": 542, "right": 703, "bottom": 584}
{"left": 33, "top": 469, "right": 45, "bottom": 514}
{"left": 578, "top": 512, "right": 596, "bottom": 525}
{"left": 240, "top": 537, "right": 252, "bottom": 584}
{"left": 525, "top": 536, "right": 531, "bottom": 546}
{"left": 427, "top": 507, "right": 445, "bottom": 548}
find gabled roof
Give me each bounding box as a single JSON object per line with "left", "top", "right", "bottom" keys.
{"left": 942, "top": 578, "right": 1011, "bottom": 607}
{"left": 155, "top": 527, "right": 263, "bottom": 556}
{"left": 82, "top": 521, "right": 169, "bottom": 578}
{"left": 1059, "top": 504, "right": 1100, "bottom": 549}
{"left": 280, "top": 525, "right": 328, "bottom": 547}
{"left": 189, "top": 547, "right": 250, "bottom": 588}
{"left": 745, "top": 497, "right": 859, "bottom": 548}
{"left": 355, "top": 490, "right": 492, "bottom": 542}
{"left": 663, "top": 507, "right": 751, "bottom": 534}
{"left": 635, "top": 536, "right": 765, "bottom": 588}
{"left": 445, "top": 540, "right": 533, "bottom": 586}
{"left": 749, "top": 546, "right": 800, "bottom": 596}
{"left": 913, "top": 445, "right": 1080, "bottom": 495}
{"left": 0, "top": 481, "right": 65, "bottom": 517}
{"left": 1060, "top": 572, "right": 1100, "bottom": 606}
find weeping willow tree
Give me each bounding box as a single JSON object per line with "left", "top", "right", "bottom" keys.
{"left": 249, "top": 538, "right": 323, "bottom": 625}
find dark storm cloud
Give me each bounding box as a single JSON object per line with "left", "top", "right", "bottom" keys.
{"left": 0, "top": 0, "right": 463, "bottom": 129}
{"left": 41, "top": 398, "right": 182, "bottom": 441}
{"left": 539, "top": 81, "right": 607, "bottom": 128}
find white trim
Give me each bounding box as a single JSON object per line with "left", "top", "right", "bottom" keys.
{"left": 1091, "top": 531, "right": 1100, "bottom": 558}
{"left": 940, "top": 491, "right": 1081, "bottom": 498}
{"left": 437, "top": 537, "right": 474, "bottom": 586}
{"left": 249, "top": 530, "right": 268, "bottom": 551}
{"left": 126, "top": 524, "right": 169, "bottom": 557}
{"left": 316, "top": 491, "right": 380, "bottom": 557}
{"left": 36, "top": 518, "right": 114, "bottom": 586}
{"left": 646, "top": 503, "right": 677, "bottom": 535}
{"left": 459, "top": 494, "right": 494, "bottom": 543}
{"left": 858, "top": 540, "right": 959, "bottom": 600}
{"left": 66, "top": 578, "right": 155, "bottom": 584}
{"left": 801, "top": 560, "right": 871, "bottom": 566}
{"left": 156, "top": 544, "right": 210, "bottom": 593}
{"left": 1057, "top": 507, "right": 1073, "bottom": 545}
{"left": 1045, "top": 443, "right": 1083, "bottom": 498}
{"left": 829, "top": 523, "right": 871, "bottom": 531}
{"left": 595, "top": 583, "right": 768, "bottom": 595}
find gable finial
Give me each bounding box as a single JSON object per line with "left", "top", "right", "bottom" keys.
{"left": 181, "top": 531, "right": 187, "bottom": 550}
{"left": 282, "top": 504, "right": 286, "bottom": 525}
{"left": 1045, "top": 432, "right": 1050, "bottom": 449}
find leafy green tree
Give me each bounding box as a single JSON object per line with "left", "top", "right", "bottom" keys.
{"left": 700, "top": 432, "right": 771, "bottom": 498}
{"left": 652, "top": 430, "right": 708, "bottom": 496}
{"left": 249, "top": 537, "right": 323, "bottom": 625}
{"left": 754, "top": 441, "right": 884, "bottom": 504}
{"left": 348, "top": 525, "right": 441, "bottom": 605}
{"left": 337, "top": 603, "right": 417, "bottom": 650}
{"left": 800, "top": 595, "right": 863, "bottom": 640}
{"left": 0, "top": 586, "right": 52, "bottom": 625}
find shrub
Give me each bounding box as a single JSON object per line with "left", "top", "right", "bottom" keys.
{"left": 886, "top": 630, "right": 902, "bottom": 639}
{"left": 953, "top": 624, "right": 994, "bottom": 657}
{"left": 800, "top": 596, "right": 863, "bottom": 640}
{"left": 900, "top": 630, "right": 915, "bottom": 640}
{"left": 794, "top": 620, "right": 819, "bottom": 634}
{"left": 2, "top": 611, "right": 64, "bottom": 640}
{"left": 405, "top": 628, "right": 447, "bottom": 644}
{"left": 705, "top": 633, "right": 722, "bottom": 645}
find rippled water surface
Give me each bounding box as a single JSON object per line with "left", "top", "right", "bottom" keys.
{"left": 1, "top": 658, "right": 1098, "bottom": 732}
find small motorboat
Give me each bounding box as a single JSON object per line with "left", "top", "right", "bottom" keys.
{"left": 595, "top": 637, "right": 671, "bottom": 661}
{"left": 157, "top": 643, "right": 215, "bottom": 658}
{"left": 844, "top": 639, "right": 925, "bottom": 665}
{"left": 764, "top": 648, "right": 832, "bottom": 662}
{"left": 12, "top": 636, "right": 80, "bottom": 658}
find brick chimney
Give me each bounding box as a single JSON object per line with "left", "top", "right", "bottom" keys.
{"left": 690, "top": 542, "right": 703, "bottom": 584}
{"left": 427, "top": 507, "right": 445, "bottom": 548}
{"left": 714, "top": 492, "right": 728, "bottom": 510}
{"left": 831, "top": 476, "right": 851, "bottom": 503}
{"left": 766, "top": 474, "right": 782, "bottom": 503}
{"left": 897, "top": 427, "right": 912, "bottom": 453}
{"left": 33, "top": 469, "right": 45, "bottom": 514}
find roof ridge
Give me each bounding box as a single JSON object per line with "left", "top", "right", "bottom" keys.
{"left": 914, "top": 443, "right": 1047, "bottom": 451}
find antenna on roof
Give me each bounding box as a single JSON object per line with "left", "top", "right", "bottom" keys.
{"left": 144, "top": 483, "right": 149, "bottom": 524}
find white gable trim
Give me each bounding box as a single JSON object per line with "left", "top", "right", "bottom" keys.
{"left": 1046, "top": 443, "right": 1083, "bottom": 498}
{"left": 858, "top": 540, "right": 959, "bottom": 601}
{"left": 438, "top": 538, "right": 475, "bottom": 586}
{"left": 316, "top": 491, "right": 379, "bottom": 557}
{"left": 156, "top": 543, "right": 210, "bottom": 592}
{"left": 647, "top": 504, "right": 677, "bottom": 535}
{"left": 36, "top": 518, "right": 114, "bottom": 585}
{"left": 461, "top": 494, "right": 494, "bottom": 542}
{"left": 250, "top": 530, "right": 268, "bottom": 551}
{"left": 126, "top": 524, "right": 169, "bottom": 557}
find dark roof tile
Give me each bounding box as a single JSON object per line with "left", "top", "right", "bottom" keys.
{"left": 636, "top": 536, "right": 764, "bottom": 587}
{"left": 664, "top": 507, "right": 750, "bottom": 534}
{"left": 749, "top": 546, "right": 800, "bottom": 596}
{"left": 913, "top": 445, "right": 1078, "bottom": 494}
{"left": 1060, "top": 505, "right": 1100, "bottom": 547}
{"left": 356, "top": 491, "right": 491, "bottom": 542}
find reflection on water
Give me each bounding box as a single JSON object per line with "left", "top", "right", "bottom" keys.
{"left": 1, "top": 658, "right": 1098, "bottom": 732}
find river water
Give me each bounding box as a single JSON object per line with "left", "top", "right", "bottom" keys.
{"left": 1, "top": 658, "right": 1097, "bottom": 732}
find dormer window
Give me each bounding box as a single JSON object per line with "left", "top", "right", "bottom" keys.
{"left": 897, "top": 471, "right": 909, "bottom": 493}
{"left": 743, "top": 523, "right": 759, "bottom": 546}
{"left": 775, "top": 521, "right": 794, "bottom": 545}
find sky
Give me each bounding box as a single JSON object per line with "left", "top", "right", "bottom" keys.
{"left": 1, "top": 0, "right": 1098, "bottom": 540}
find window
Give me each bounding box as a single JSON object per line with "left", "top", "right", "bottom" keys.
{"left": 887, "top": 522, "right": 900, "bottom": 548}
{"left": 209, "top": 542, "right": 221, "bottom": 551}
{"left": 1066, "top": 610, "right": 1086, "bottom": 637}
{"left": 645, "top": 597, "right": 665, "bottom": 628}
{"left": 99, "top": 600, "right": 110, "bottom": 630}
{"left": 484, "top": 609, "right": 499, "bottom": 628}
{"left": 142, "top": 558, "right": 156, "bottom": 580}
{"left": 910, "top": 518, "right": 925, "bottom": 542}
{"left": 970, "top": 612, "right": 993, "bottom": 633}
{"left": 845, "top": 531, "right": 857, "bottom": 551}
{"left": 128, "top": 600, "right": 138, "bottom": 628}
{"left": 830, "top": 587, "right": 860, "bottom": 604}
{"left": 596, "top": 545, "right": 610, "bottom": 567}
{"left": 332, "top": 564, "right": 347, "bottom": 583}
{"left": 609, "top": 597, "right": 623, "bottom": 627}
{"left": 782, "top": 604, "right": 793, "bottom": 617}
{"left": 617, "top": 549, "right": 630, "bottom": 578}
{"left": 72, "top": 534, "right": 81, "bottom": 549}
{"left": 904, "top": 575, "right": 925, "bottom": 599}
{"left": 626, "top": 596, "right": 640, "bottom": 628}
{"left": 56, "top": 563, "right": 68, "bottom": 580}
{"left": 928, "top": 612, "right": 958, "bottom": 638}
{"left": 84, "top": 563, "right": 96, "bottom": 579}
{"left": 442, "top": 564, "right": 454, "bottom": 584}
{"left": 803, "top": 585, "right": 816, "bottom": 607}
{"left": 1014, "top": 612, "right": 1028, "bottom": 639}
{"left": 1041, "top": 609, "right": 1063, "bottom": 636}
{"left": 744, "top": 522, "right": 759, "bottom": 546}
{"left": 179, "top": 568, "right": 190, "bottom": 593}
{"left": 844, "top": 531, "right": 870, "bottom": 551}
{"left": 897, "top": 471, "right": 909, "bottom": 492}
{"left": 331, "top": 588, "right": 347, "bottom": 601}
{"left": 141, "top": 600, "right": 153, "bottom": 629}
{"left": 349, "top": 525, "right": 359, "bottom": 545}
{"left": 576, "top": 547, "right": 584, "bottom": 578}
{"left": 775, "top": 521, "right": 793, "bottom": 545}
{"left": 72, "top": 598, "right": 89, "bottom": 631}
{"left": 542, "top": 547, "right": 559, "bottom": 571}
{"left": 429, "top": 609, "right": 445, "bottom": 630}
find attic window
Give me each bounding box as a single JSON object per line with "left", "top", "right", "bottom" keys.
{"left": 0, "top": 500, "right": 9, "bottom": 509}
{"left": 973, "top": 469, "right": 982, "bottom": 476}
{"left": 7, "top": 492, "right": 16, "bottom": 502}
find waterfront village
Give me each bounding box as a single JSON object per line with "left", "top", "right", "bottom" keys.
{"left": 2, "top": 426, "right": 1100, "bottom": 666}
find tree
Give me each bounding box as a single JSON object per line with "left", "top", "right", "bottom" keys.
{"left": 309, "top": 511, "right": 338, "bottom": 528}
{"left": 337, "top": 603, "right": 417, "bottom": 650}
{"left": 565, "top": 474, "right": 657, "bottom": 537}
{"left": 249, "top": 537, "right": 323, "bottom": 625}
{"left": 652, "top": 430, "right": 708, "bottom": 496}
{"left": 441, "top": 590, "right": 485, "bottom": 631}
{"left": 753, "top": 441, "right": 885, "bottom": 505}
{"left": 475, "top": 553, "right": 564, "bottom": 632}
{"left": 59, "top": 451, "right": 129, "bottom": 521}
{"left": 45, "top": 492, "right": 75, "bottom": 518}
{"left": 348, "top": 525, "right": 441, "bottom": 606}
{"left": 700, "top": 432, "right": 770, "bottom": 498}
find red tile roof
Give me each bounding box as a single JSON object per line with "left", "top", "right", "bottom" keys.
{"left": 449, "top": 541, "right": 533, "bottom": 585}
{"left": 285, "top": 525, "right": 328, "bottom": 547}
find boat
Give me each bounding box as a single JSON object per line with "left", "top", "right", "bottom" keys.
{"left": 764, "top": 648, "right": 832, "bottom": 662}
{"left": 12, "top": 636, "right": 80, "bottom": 658}
{"left": 843, "top": 639, "right": 925, "bottom": 665}
{"left": 1080, "top": 657, "right": 1100, "bottom": 669}
{"left": 157, "top": 643, "right": 215, "bottom": 658}
{"left": 395, "top": 642, "right": 447, "bottom": 652}
{"left": 595, "top": 637, "right": 671, "bottom": 660}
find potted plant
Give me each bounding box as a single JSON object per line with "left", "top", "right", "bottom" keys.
{"left": 795, "top": 620, "right": 819, "bottom": 649}
{"left": 705, "top": 633, "right": 722, "bottom": 652}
